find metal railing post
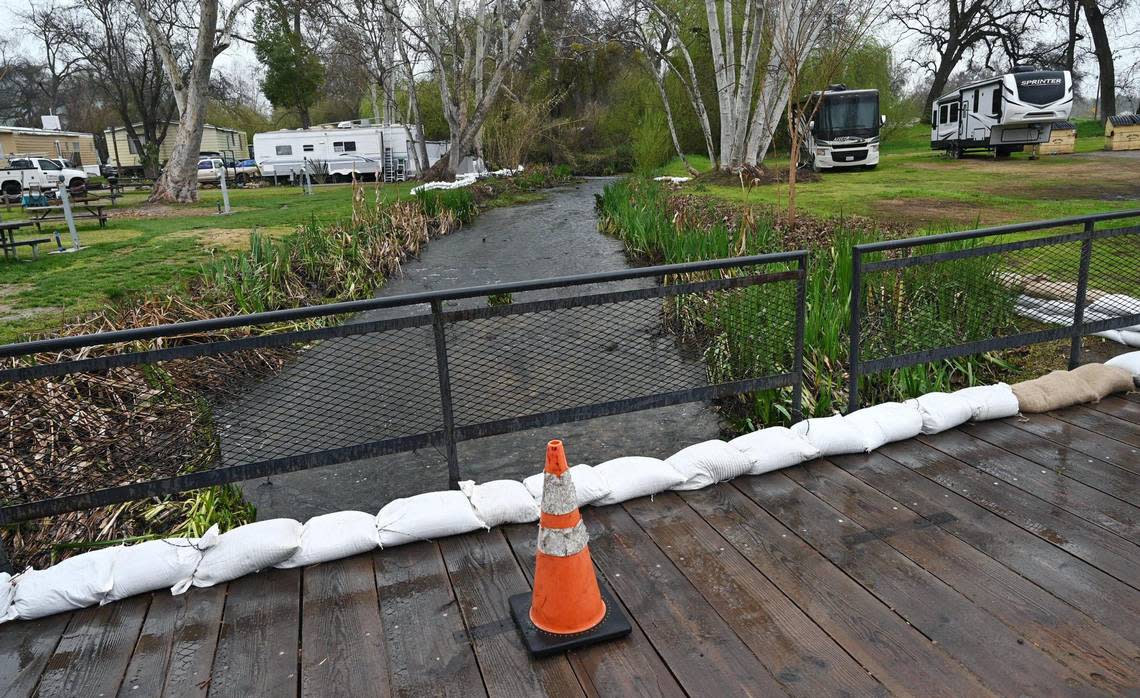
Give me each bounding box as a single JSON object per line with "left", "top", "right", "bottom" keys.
{"left": 847, "top": 248, "right": 863, "bottom": 413}
{"left": 58, "top": 175, "right": 78, "bottom": 249}
{"left": 430, "top": 299, "right": 461, "bottom": 489}
{"left": 1069, "top": 220, "right": 1095, "bottom": 369}
{"left": 791, "top": 252, "right": 807, "bottom": 421}
{"left": 219, "top": 166, "right": 231, "bottom": 214}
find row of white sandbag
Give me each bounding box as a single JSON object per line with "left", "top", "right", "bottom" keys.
{"left": 1016, "top": 294, "right": 1140, "bottom": 348}
{"left": 0, "top": 382, "right": 1021, "bottom": 624}
{"left": 409, "top": 165, "right": 525, "bottom": 194}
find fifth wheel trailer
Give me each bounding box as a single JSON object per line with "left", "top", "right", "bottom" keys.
{"left": 931, "top": 67, "right": 1073, "bottom": 158}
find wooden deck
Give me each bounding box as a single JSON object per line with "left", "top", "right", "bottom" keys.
{"left": 4, "top": 396, "right": 1140, "bottom": 697}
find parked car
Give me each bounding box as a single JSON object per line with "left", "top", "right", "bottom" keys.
{"left": 197, "top": 157, "right": 259, "bottom": 185}
{"left": 0, "top": 156, "right": 88, "bottom": 199}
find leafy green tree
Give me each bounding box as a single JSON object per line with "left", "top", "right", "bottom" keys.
{"left": 255, "top": 26, "right": 324, "bottom": 128}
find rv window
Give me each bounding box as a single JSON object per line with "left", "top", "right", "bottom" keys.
{"left": 949, "top": 103, "right": 959, "bottom": 122}
{"left": 276, "top": 145, "right": 292, "bottom": 156}
{"left": 939, "top": 104, "right": 948, "bottom": 124}
{"left": 333, "top": 141, "right": 357, "bottom": 153}
{"left": 991, "top": 88, "right": 1001, "bottom": 115}
{"left": 972, "top": 90, "right": 979, "bottom": 112}
{"left": 931, "top": 108, "right": 937, "bottom": 128}
{"left": 303, "top": 144, "right": 314, "bottom": 152}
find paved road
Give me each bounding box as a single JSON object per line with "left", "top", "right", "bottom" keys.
{"left": 230, "top": 178, "right": 722, "bottom": 520}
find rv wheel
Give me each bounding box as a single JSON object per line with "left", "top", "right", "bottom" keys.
{"left": 949, "top": 144, "right": 962, "bottom": 159}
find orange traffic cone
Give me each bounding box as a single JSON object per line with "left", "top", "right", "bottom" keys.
{"left": 510, "top": 439, "right": 630, "bottom": 656}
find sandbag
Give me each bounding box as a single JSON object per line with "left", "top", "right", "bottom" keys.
{"left": 729, "top": 427, "right": 821, "bottom": 475}
{"left": 1011, "top": 370, "right": 1098, "bottom": 414}
{"left": 523, "top": 464, "right": 611, "bottom": 507}
{"left": 0, "top": 573, "right": 15, "bottom": 624}
{"left": 845, "top": 402, "right": 924, "bottom": 450}
{"left": 107, "top": 527, "right": 219, "bottom": 602}
{"left": 12, "top": 546, "right": 120, "bottom": 620}
{"left": 905, "top": 392, "right": 975, "bottom": 434}
{"left": 459, "top": 480, "right": 540, "bottom": 528}
{"left": 1106, "top": 351, "right": 1140, "bottom": 376}
{"left": 1087, "top": 294, "right": 1140, "bottom": 317}
{"left": 953, "top": 383, "right": 1021, "bottom": 421}
{"left": 790, "top": 415, "right": 869, "bottom": 456}
{"left": 275, "top": 512, "right": 380, "bottom": 569}
{"left": 182, "top": 518, "right": 302, "bottom": 591}
{"left": 591, "top": 457, "right": 686, "bottom": 506}
{"left": 1070, "top": 363, "right": 1136, "bottom": 399}
{"left": 376, "top": 491, "right": 486, "bottom": 548}
{"left": 666, "top": 440, "right": 754, "bottom": 491}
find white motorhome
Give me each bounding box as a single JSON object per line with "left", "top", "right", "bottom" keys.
{"left": 931, "top": 67, "right": 1073, "bottom": 158}
{"left": 253, "top": 121, "right": 451, "bottom": 182}
{"left": 797, "top": 85, "right": 885, "bottom": 171}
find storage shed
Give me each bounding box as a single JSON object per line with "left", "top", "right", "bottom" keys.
{"left": 1105, "top": 114, "right": 1140, "bottom": 151}
{"left": 1038, "top": 121, "right": 1076, "bottom": 155}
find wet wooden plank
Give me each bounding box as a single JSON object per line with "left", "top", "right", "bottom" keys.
{"left": 879, "top": 439, "right": 1140, "bottom": 590}
{"left": 209, "top": 569, "right": 301, "bottom": 697}
{"left": 832, "top": 450, "right": 1140, "bottom": 647}
{"left": 917, "top": 430, "right": 1140, "bottom": 540}
{"left": 786, "top": 459, "right": 1140, "bottom": 694}
{"left": 301, "top": 556, "right": 389, "bottom": 698}
{"left": 438, "top": 530, "right": 584, "bottom": 698}
{"left": 622, "top": 493, "right": 887, "bottom": 697}
{"left": 734, "top": 473, "right": 1101, "bottom": 697}
{"left": 1050, "top": 405, "right": 1140, "bottom": 448}
{"left": 684, "top": 483, "right": 996, "bottom": 697}
{"left": 502, "top": 522, "right": 685, "bottom": 698}
{"left": 116, "top": 586, "right": 226, "bottom": 698}
{"left": 372, "top": 542, "right": 485, "bottom": 698}
{"left": 0, "top": 613, "right": 71, "bottom": 698}
{"left": 35, "top": 595, "right": 149, "bottom": 697}
{"left": 586, "top": 504, "right": 790, "bottom": 697}
{"left": 1007, "top": 413, "right": 1140, "bottom": 476}
{"left": 1087, "top": 396, "right": 1140, "bottom": 424}
{"left": 961, "top": 420, "right": 1140, "bottom": 508}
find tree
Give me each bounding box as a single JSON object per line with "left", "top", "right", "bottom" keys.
{"left": 131, "top": 0, "right": 253, "bottom": 203}
{"left": 1080, "top": 0, "right": 1116, "bottom": 118}
{"left": 255, "top": 25, "right": 325, "bottom": 128}
{"left": 19, "top": 4, "right": 85, "bottom": 117}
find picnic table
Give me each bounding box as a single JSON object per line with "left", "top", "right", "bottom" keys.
{"left": 72, "top": 191, "right": 123, "bottom": 208}
{"left": 0, "top": 220, "right": 51, "bottom": 258}
{"left": 24, "top": 202, "right": 109, "bottom": 229}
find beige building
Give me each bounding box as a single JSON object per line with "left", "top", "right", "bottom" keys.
{"left": 104, "top": 122, "right": 249, "bottom": 170}
{"left": 0, "top": 126, "right": 100, "bottom": 168}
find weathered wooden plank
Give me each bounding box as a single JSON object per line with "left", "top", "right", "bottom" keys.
{"left": 786, "top": 459, "right": 1140, "bottom": 694}
{"left": 1007, "top": 413, "right": 1140, "bottom": 476}
{"left": 918, "top": 430, "right": 1140, "bottom": 540}
{"left": 962, "top": 420, "right": 1140, "bottom": 508}
{"left": 586, "top": 504, "right": 790, "bottom": 697}
{"left": 832, "top": 450, "right": 1140, "bottom": 647}
{"left": 502, "top": 523, "right": 685, "bottom": 698}
{"left": 115, "top": 586, "right": 226, "bottom": 698}
{"left": 1087, "top": 396, "right": 1140, "bottom": 424}
{"left": 622, "top": 492, "right": 887, "bottom": 697}
{"left": 880, "top": 439, "right": 1140, "bottom": 590}
{"left": 734, "top": 473, "right": 1102, "bottom": 697}
{"left": 301, "top": 555, "right": 389, "bottom": 698}
{"left": 684, "top": 483, "right": 996, "bottom": 697}
{"left": 1125, "top": 391, "right": 1140, "bottom": 405}
{"left": 209, "top": 569, "right": 301, "bottom": 698}
{"left": 0, "top": 613, "right": 71, "bottom": 698}
{"left": 438, "top": 530, "right": 584, "bottom": 698}
{"left": 1051, "top": 405, "right": 1140, "bottom": 448}
{"left": 35, "top": 595, "right": 149, "bottom": 697}
{"left": 373, "top": 542, "right": 486, "bottom": 698}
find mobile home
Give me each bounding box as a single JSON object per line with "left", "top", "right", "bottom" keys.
{"left": 931, "top": 67, "right": 1073, "bottom": 158}
{"left": 797, "top": 85, "right": 885, "bottom": 170}
{"left": 0, "top": 125, "right": 100, "bottom": 174}
{"left": 252, "top": 122, "right": 452, "bottom": 182}
{"left": 105, "top": 122, "right": 248, "bottom": 173}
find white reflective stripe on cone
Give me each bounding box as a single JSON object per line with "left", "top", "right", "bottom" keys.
{"left": 541, "top": 472, "right": 578, "bottom": 515}
{"left": 538, "top": 520, "right": 589, "bottom": 557}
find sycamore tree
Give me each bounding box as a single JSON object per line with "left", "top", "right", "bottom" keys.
{"left": 131, "top": 0, "right": 254, "bottom": 203}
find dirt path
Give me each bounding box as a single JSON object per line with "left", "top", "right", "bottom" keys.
{"left": 233, "top": 178, "right": 722, "bottom": 520}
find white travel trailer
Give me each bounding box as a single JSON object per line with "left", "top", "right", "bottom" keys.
{"left": 930, "top": 67, "right": 1073, "bottom": 158}
{"left": 253, "top": 121, "right": 451, "bottom": 182}
{"left": 797, "top": 85, "right": 885, "bottom": 170}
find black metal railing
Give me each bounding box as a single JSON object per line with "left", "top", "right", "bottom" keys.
{"left": 0, "top": 252, "right": 807, "bottom": 545}
{"left": 848, "top": 210, "right": 1140, "bottom": 410}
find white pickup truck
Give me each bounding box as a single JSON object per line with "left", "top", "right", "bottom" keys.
{"left": 0, "top": 157, "right": 88, "bottom": 198}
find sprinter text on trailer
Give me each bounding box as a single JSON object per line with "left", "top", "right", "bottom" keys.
{"left": 798, "top": 85, "right": 884, "bottom": 171}
{"left": 930, "top": 67, "right": 1073, "bottom": 158}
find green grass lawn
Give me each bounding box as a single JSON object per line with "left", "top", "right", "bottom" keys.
{"left": 658, "top": 118, "right": 1139, "bottom": 231}
{"left": 0, "top": 182, "right": 420, "bottom": 343}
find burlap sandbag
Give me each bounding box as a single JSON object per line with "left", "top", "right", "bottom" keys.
{"left": 1011, "top": 370, "right": 1099, "bottom": 413}
{"left": 1070, "top": 363, "right": 1137, "bottom": 399}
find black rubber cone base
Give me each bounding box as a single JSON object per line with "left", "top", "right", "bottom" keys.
{"left": 510, "top": 580, "right": 631, "bottom": 657}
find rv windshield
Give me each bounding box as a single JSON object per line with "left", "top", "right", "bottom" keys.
{"left": 816, "top": 92, "right": 879, "bottom": 139}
